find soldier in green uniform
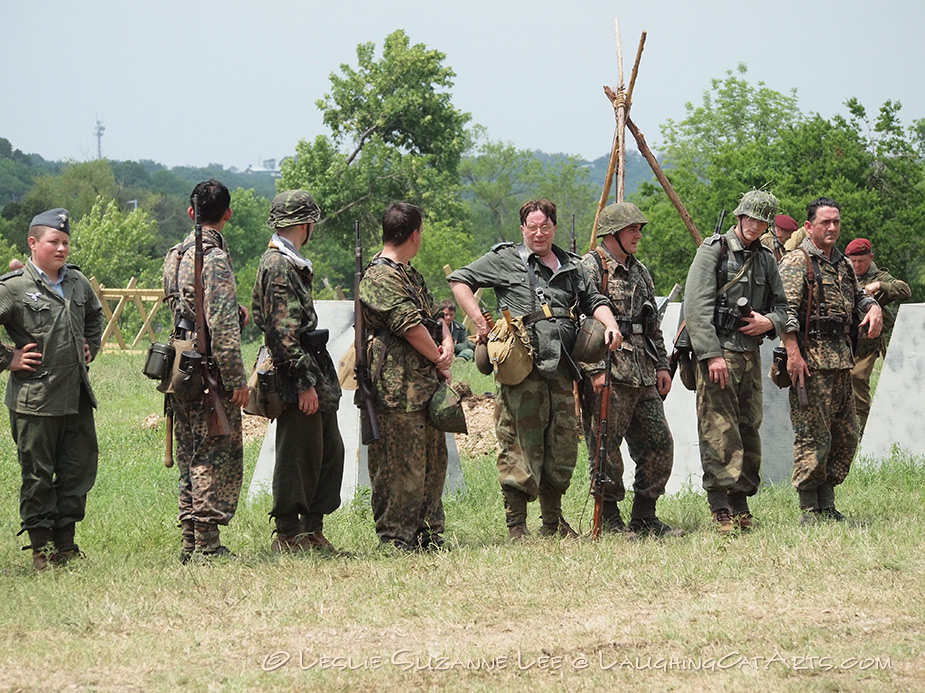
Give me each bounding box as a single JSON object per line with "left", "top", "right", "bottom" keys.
{"left": 252, "top": 190, "right": 345, "bottom": 554}
{"left": 163, "top": 180, "right": 249, "bottom": 561}
{"left": 844, "top": 237, "right": 910, "bottom": 436}
{"left": 0, "top": 208, "right": 103, "bottom": 570}
{"left": 359, "top": 202, "right": 455, "bottom": 551}
{"left": 449, "top": 199, "right": 622, "bottom": 541}
{"left": 684, "top": 191, "right": 792, "bottom": 534}
{"left": 440, "top": 300, "right": 474, "bottom": 361}
{"left": 780, "top": 200, "right": 882, "bottom": 521}
{"left": 580, "top": 202, "right": 682, "bottom": 537}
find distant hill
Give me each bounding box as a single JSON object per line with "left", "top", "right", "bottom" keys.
{"left": 583, "top": 149, "right": 656, "bottom": 198}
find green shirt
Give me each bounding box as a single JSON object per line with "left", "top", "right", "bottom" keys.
{"left": 0, "top": 262, "right": 103, "bottom": 415}
{"left": 854, "top": 260, "right": 911, "bottom": 358}
{"left": 447, "top": 243, "right": 611, "bottom": 378}
{"left": 683, "top": 228, "right": 793, "bottom": 361}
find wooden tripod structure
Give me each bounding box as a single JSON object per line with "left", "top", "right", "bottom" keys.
{"left": 589, "top": 21, "right": 703, "bottom": 251}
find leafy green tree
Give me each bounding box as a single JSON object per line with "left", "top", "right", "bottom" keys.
{"left": 70, "top": 196, "right": 160, "bottom": 287}
{"left": 280, "top": 30, "right": 471, "bottom": 294}
{"left": 459, "top": 132, "right": 599, "bottom": 255}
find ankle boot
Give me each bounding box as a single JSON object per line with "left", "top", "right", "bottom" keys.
{"left": 538, "top": 492, "right": 578, "bottom": 539}
{"left": 180, "top": 520, "right": 196, "bottom": 563}
{"left": 600, "top": 498, "right": 626, "bottom": 533}
{"left": 52, "top": 523, "right": 81, "bottom": 565}
{"left": 628, "top": 494, "right": 684, "bottom": 537}
{"left": 502, "top": 488, "right": 529, "bottom": 540}
{"left": 28, "top": 527, "right": 54, "bottom": 571}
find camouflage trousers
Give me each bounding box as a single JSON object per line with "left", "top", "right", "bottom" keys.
{"left": 581, "top": 377, "right": 673, "bottom": 502}
{"left": 367, "top": 408, "right": 447, "bottom": 545}
{"left": 850, "top": 350, "right": 878, "bottom": 435}
{"left": 495, "top": 362, "right": 577, "bottom": 500}
{"left": 172, "top": 394, "right": 243, "bottom": 526}
{"left": 694, "top": 349, "right": 762, "bottom": 502}
{"left": 271, "top": 406, "right": 344, "bottom": 536}
{"left": 10, "top": 389, "right": 98, "bottom": 532}
{"left": 790, "top": 368, "right": 857, "bottom": 491}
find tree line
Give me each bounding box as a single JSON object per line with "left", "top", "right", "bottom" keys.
{"left": 2, "top": 34, "right": 922, "bottom": 328}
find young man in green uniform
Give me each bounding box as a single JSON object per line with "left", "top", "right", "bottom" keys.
{"left": 0, "top": 208, "right": 103, "bottom": 570}
{"left": 684, "top": 191, "right": 792, "bottom": 534}
{"left": 449, "top": 199, "right": 621, "bottom": 540}
{"left": 580, "top": 202, "right": 681, "bottom": 537}
{"left": 252, "top": 190, "right": 345, "bottom": 554}
{"left": 163, "top": 180, "right": 248, "bottom": 561}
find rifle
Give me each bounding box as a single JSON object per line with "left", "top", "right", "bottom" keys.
{"left": 354, "top": 221, "right": 380, "bottom": 444}
{"left": 192, "top": 194, "right": 232, "bottom": 438}
{"left": 714, "top": 209, "right": 727, "bottom": 238}
{"left": 591, "top": 342, "right": 615, "bottom": 540}
{"left": 569, "top": 214, "right": 576, "bottom": 254}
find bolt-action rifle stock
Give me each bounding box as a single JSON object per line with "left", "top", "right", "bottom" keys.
{"left": 354, "top": 221, "right": 380, "bottom": 445}
{"left": 192, "top": 194, "right": 232, "bottom": 438}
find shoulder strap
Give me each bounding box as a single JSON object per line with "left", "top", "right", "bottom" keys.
{"left": 593, "top": 246, "right": 609, "bottom": 294}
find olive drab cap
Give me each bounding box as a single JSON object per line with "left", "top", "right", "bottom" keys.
{"left": 732, "top": 190, "right": 778, "bottom": 225}
{"left": 266, "top": 190, "right": 321, "bottom": 229}
{"left": 596, "top": 202, "right": 648, "bottom": 237}
{"left": 30, "top": 208, "right": 70, "bottom": 235}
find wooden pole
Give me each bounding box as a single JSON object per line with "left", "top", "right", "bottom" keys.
{"left": 615, "top": 19, "right": 626, "bottom": 205}
{"left": 625, "top": 116, "right": 703, "bottom": 246}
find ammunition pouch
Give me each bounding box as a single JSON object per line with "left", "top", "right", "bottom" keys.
{"left": 713, "top": 305, "right": 740, "bottom": 334}
{"left": 299, "top": 328, "right": 330, "bottom": 351}
{"left": 807, "top": 316, "right": 851, "bottom": 337}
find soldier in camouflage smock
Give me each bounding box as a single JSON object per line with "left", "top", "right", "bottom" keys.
{"left": 252, "top": 190, "right": 345, "bottom": 554}
{"left": 779, "top": 199, "right": 882, "bottom": 522}
{"left": 359, "top": 202, "right": 455, "bottom": 552}
{"left": 844, "top": 237, "right": 910, "bottom": 436}
{"left": 449, "top": 199, "right": 621, "bottom": 541}
{"left": 163, "top": 180, "right": 248, "bottom": 560}
{"left": 579, "top": 203, "right": 681, "bottom": 537}
{"left": 0, "top": 208, "right": 103, "bottom": 570}
{"left": 684, "top": 191, "right": 793, "bottom": 534}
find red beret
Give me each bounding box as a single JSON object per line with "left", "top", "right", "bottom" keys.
{"left": 774, "top": 214, "right": 798, "bottom": 232}
{"left": 845, "top": 238, "right": 872, "bottom": 256}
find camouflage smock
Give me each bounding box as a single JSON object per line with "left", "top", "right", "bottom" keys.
{"left": 162, "top": 228, "right": 247, "bottom": 392}
{"left": 778, "top": 238, "right": 878, "bottom": 370}
{"left": 0, "top": 262, "right": 103, "bottom": 415}
{"left": 359, "top": 258, "right": 440, "bottom": 412}
{"left": 684, "top": 228, "right": 793, "bottom": 360}
{"left": 447, "top": 243, "right": 611, "bottom": 378}
{"left": 580, "top": 245, "right": 668, "bottom": 386}
{"left": 854, "top": 260, "right": 911, "bottom": 359}
{"left": 251, "top": 245, "right": 341, "bottom": 411}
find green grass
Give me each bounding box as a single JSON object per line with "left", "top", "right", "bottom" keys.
{"left": 0, "top": 348, "right": 922, "bottom": 691}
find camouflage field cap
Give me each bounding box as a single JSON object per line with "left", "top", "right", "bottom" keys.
{"left": 596, "top": 202, "right": 648, "bottom": 237}
{"left": 266, "top": 190, "right": 321, "bottom": 229}
{"left": 733, "top": 190, "right": 778, "bottom": 225}
{"left": 428, "top": 382, "right": 468, "bottom": 433}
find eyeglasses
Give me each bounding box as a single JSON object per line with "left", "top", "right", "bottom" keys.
{"left": 523, "top": 223, "right": 554, "bottom": 234}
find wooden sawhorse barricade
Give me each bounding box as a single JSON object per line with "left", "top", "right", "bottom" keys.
{"left": 89, "top": 277, "right": 165, "bottom": 350}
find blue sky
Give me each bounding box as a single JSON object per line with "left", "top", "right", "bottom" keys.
{"left": 4, "top": 0, "right": 922, "bottom": 169}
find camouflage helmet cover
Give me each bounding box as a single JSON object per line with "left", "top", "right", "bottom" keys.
{"left": 732, "top": 190, "right": 778, "bottom": 225}
{"left": 267, "top": 190, "right": 321, "bottom": 229}
{"left": 596, "top": 202, "right": 648, "bottom": 237}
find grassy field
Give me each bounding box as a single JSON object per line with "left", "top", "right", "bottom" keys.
{"left": 0, "top": 349, "right": 922, "bottom": 692}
